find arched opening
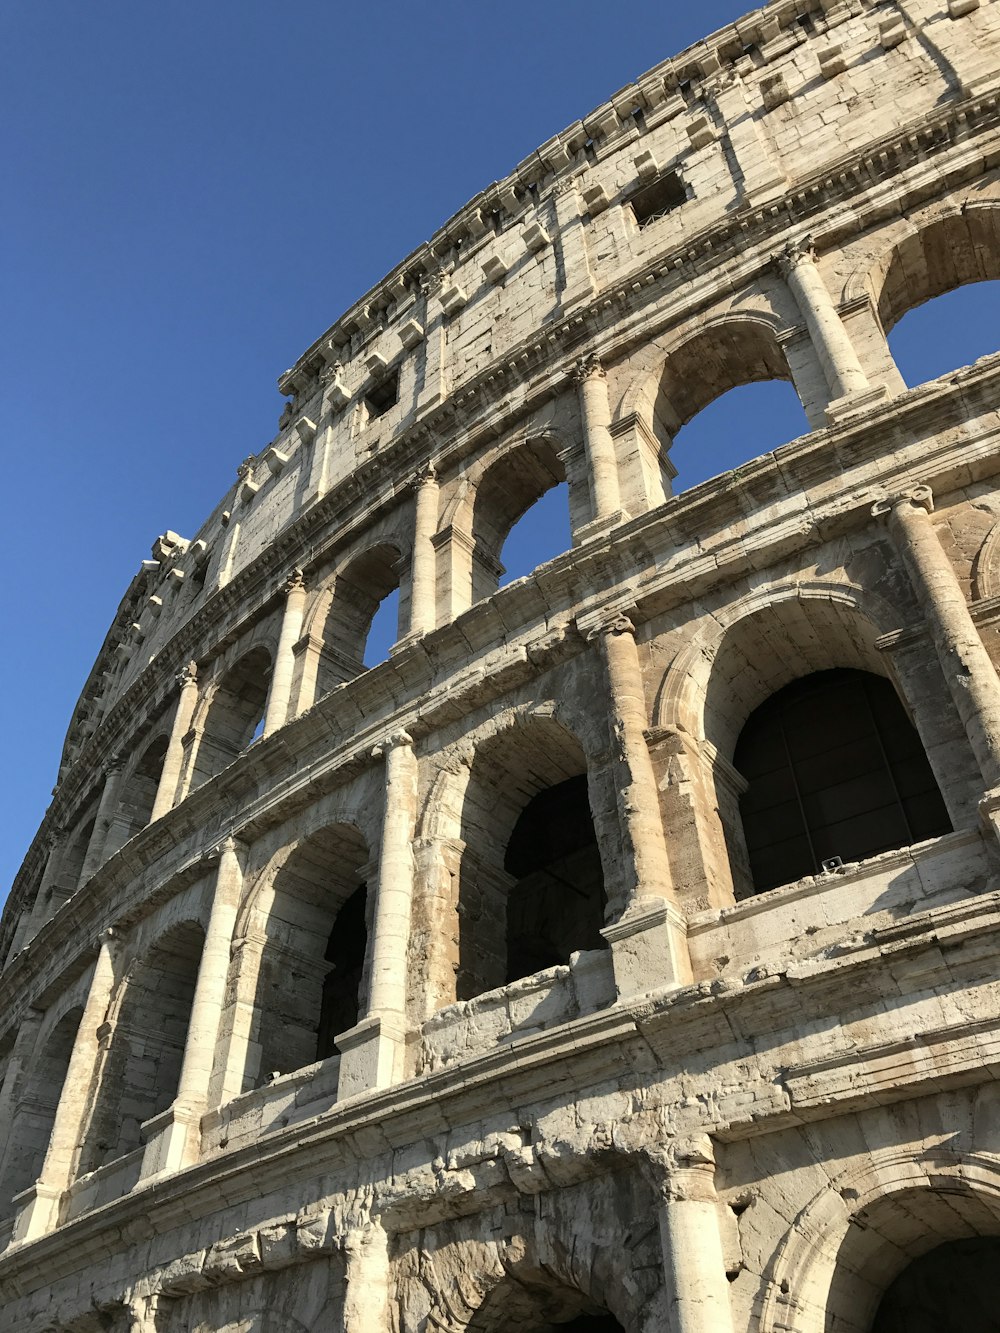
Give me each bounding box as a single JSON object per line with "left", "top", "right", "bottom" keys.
{"left": 499, "top": 482, "right": 572, "bottom": 587}
{"left": 52, "top": 809, "right": 96, "bottom": 902}
{"left": 504, "top": 774, "right": 606, "bottom": 983}
{"left": 872, "top": 210, "right": 1000, "bottom": 388}
{"left": 820, "top": 1179, "right": 1000, "bottom": 1333}
{"left": 734, "top": 668, "right": 952, "bottom": 893}
{"left": 650, "top": 321, "right": 808, "bottom": 498}
{"left": 870, "top": 1236, "right": 999, "bottom": 1331}
{"left": 472, "top": 437, "right": 568, "bottom": 603}
{"left": 0, "top": 1007, "right": 82, "bottom": 1213}
{"left": 191, "top": 646, "right": 272, "bottom": 788}
{"left": 116, "top": 733, "right": 168, "bottom": 841}
{"left": 79, "top": 920, "right": 204, "bottom": 1173}
{"left": 467, "top": 1275, "right": 625, "bottom": 1332}
{"left": 888, "top": 280, "right": 1000, "bottom": 388}
{"left": 323, "top": 543, "right": 401, "bottom": 674}
{"left": 669, "top": 379, "right": 809, "bottom": 495}
{"left": 252, "top": 823, "right": 369, "bottom": 1082}
{"left": 457, "top": 719, "right": 606, "bottom": 1002}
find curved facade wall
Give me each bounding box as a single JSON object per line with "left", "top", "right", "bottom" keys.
{"left": 2, "top": 0, "right": 1000, "bottom": 1328}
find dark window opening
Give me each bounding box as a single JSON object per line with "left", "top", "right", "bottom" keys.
{"left": 735, "top": 669, "right": 952, "bottom": 894}
{"left": 364, "top": 371, "right": 399, "bottom": 419}
{"left": 317, "top": 882, "right": 367, "bottom": 1059}
{"left": 630, "top": 171, "right": 688, "bottom": 228}
{"left": 504, "top": 774, "right": 606, "bottom": 984}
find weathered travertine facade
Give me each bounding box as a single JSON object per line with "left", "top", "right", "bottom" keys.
{"left": 3, "top": 1, "right": 1000, "bottom": 1328}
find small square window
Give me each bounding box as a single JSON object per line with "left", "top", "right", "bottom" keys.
{"left": 364, "top": 372, "right": 399, "bottom": 420}
{"left": 629, "top": 171, "right": 688, "bottom": 228}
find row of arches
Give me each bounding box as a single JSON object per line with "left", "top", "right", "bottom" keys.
{"left": 21, "top": 209, "right": 998, "bottom": 948}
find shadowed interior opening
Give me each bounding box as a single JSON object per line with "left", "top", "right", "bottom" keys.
{"left": 735, "top": 668, "right": 952, "bottom": 893}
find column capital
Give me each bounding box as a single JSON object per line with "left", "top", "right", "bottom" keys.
{"left": 775, "top": 234, "right": 815, "bottom": 276}
{"left": 640, "top": 1134, "right": 719, "bottom": 1203}
{"left": 283, "top": 566, "right": 307, "bottom": 597}
{"left": 871, "top": 483, "right": 934, "bottom": 521}
{"left": 97, "top": 926, "right": 117, "bottom": 950}
{"left": 202, "top": 835, "right": 244, "bottom": 866}
{"left": 176, "top": 660, "right": 199, "bottom": 690}
{"left": 413, "top": 463, "right": 437, "bottom": 488}
{"left": 585, "top": 610, "right": 636, "bottom": 642}
{"left": 574, "top": 351, "right": 606, "bottom": 384}
{"left": 372, "top": 730, "right": 414, "bottom": 761}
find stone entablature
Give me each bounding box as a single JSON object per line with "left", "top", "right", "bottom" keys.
{"left": 3, "top": 1, "right": 1000, "bottom": 1329}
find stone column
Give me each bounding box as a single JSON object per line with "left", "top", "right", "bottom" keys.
{"left": 588, "top": 613, "right": 691, "bottom": 994}
{"left": 778, "top": 238, "right": 882, "bottom": 419}
{"left": 140, "top": 838, "right": 244, "bottom": 1179}
{"left": 77, "top": 761, "right": 125, "bottom": 886}
{"left": 873, "top": 485, "right": 1000, "bottom": 788}
{"left": 12, "top": 931, "right": 118, "bottom": 1244}
{"left": 574, "top": 354, "right": 627, "bottom": 529}
{"left": 407, "top": 466, "right": 439, "bottom": 638}
{"left": 342, "top": 1224, "right": 391, "bottom": 1332}
{"left": 646, "top": 1136, "right": 736, "bottom": 1333}
{"left": 337, "top": 733, "right": 416, "bottom": 1097}
{"left": 263, "top": 569, "right": 308, "bottom": 737}
{"left": 149, "top": 662, "right": 199, "bottom": 821}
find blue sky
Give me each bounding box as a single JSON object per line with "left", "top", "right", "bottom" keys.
{"left": 1, "top": 2, "right": 997, "bottom": 905}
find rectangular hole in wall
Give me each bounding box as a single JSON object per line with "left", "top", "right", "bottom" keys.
{"left": 629, "top": 171, "right": 688, "bottom": 228}
{"left": 364, "top": 371, "right": 399, "bottom": 420}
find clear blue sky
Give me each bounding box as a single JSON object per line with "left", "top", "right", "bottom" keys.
{"left": 1, "top": 2, "right": 996, "bottom": 905}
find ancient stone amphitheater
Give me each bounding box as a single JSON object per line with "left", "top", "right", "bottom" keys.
{"left": 3, "top": 0, "right": 1000, "bottom": 1328}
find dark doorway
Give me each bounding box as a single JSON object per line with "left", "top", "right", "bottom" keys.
{"left": 317, "top": 882, "right": 367, "bottom": 1057}
{"left": 504, "top": 774, "right": 606, "bottom": 983}
{"left": 734, "top": 669, "right": 951, "bottom": 893}
{"left": 871, "top": 1236, "right": 1000, "bottom": 1331}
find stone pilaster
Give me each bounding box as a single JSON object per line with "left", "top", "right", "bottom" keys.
{"left": 10, "top": 832, "right": 66, "bottom": 953}
{"left": 77, "top": 761, "right": 125, "bottom": 887}
{"left": 588, "top": 613, "right": 691, "bottom": 994}
{"left": 407, "top": 466, "right": 439, "bottom": 638}
{"left": 12, "top": 930, "right": 119, "bottom": 1244}
{"left": 140, "top": 838, "right": 244, "bottom": 1180}
{"left": 778, "top": 238, "right": 886, "bottom": 422}
{"left": 342, "top": 1224, "right": 391, "bottom": 1332}
{"left": 150, "top": 662, "right": 199, "bottom": 821}
{"left": 574, "top": 355, "right": 629, "bottom": 531}
{"left": 873, "top": 485, "right": 1000, "bottom": 789}
{"left": 416, "top": 273, "right": 448, "bottom": 416}
{"left": 711, "top": 70, "right": 787, "bottom": 205}
{"left": 337, "top": 733, "right": 416, "bottom": 1097}
{"left": 553, "top": 179, "right": 597, "bottom": 311}
{"left": 644, "top": 1136, "right": 736, "bottom": 1333}
{"left": 263, "top": 569, "right": 308, "bottom": 737}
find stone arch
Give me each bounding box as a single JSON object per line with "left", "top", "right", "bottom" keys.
{"left": 468, "top": 434, "right": 568, "bottom": 600}
{"left": 78, "top": 917, "right": 205, "bottom": 1174}
{"left": 0, "top": 1004, "right": 83, "bottom": 1213}
{"left": 300, "top": 539, "right": 404, "bottom": 696}
{"left": 651, "top": 581, "right": 947, "bottom": 901}
{"left": 848, "top": 202, "right": 1000, "bottom": 340}
{"left": 190, "top": 644, "right": 273, "bottom": 788}
{"left": 115, "top": 730, "right": 169, "bottom": 844}
{"left": 454, "top": 708, "right": 610, "bottom": 1002}
{"left": 758, "top": 1149, "right": 1000, "bottom": 1333}
{"left": 972, "top": 516, "right": 1000, "bottom": 600}
{"left": 240, "top": 820, "right": 371, "bottom": 1084}
{"left": 615, "top": 312, "right": 814, "bottom": 499}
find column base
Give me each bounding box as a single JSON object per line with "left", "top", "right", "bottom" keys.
{"left": 336, "top": 1014, "right": 407, "bottom": 1099}
{"left": 575, "top": 509, "right": 631, "bottom": 545}
{"left": 601, "top": 896, "right": 691, "bottom": 998}
{"left": 824, "top": 382, "right": 891, "bottom": 425}
{"left": 10, "top": 1180, "right": 63, "bottom": 1245}
{"left": 138, "top": 1102, "right": 202, "bottom": 1182}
